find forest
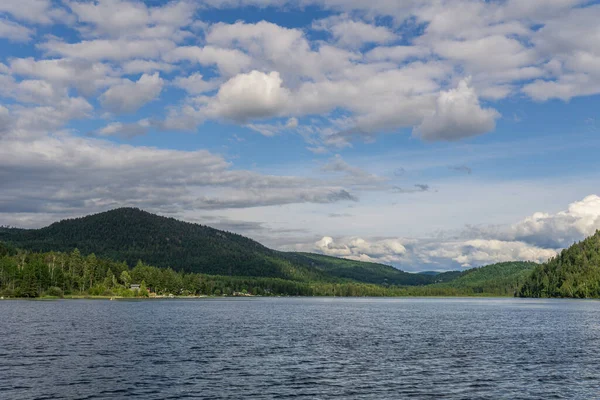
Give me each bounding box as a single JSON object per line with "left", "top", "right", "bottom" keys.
{"left": 518, "top": 231, "right": 600, "bottom": 298}
{"left": 0, "top": 241, "right": 538, "bottom": 298}
{"left": 6, "top": 207, "right": 600, "bottom": 299}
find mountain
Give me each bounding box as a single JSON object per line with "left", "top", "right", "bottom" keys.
{"left": 286, "top": 252, "right": 434, "bottom": 286}
{"left": 417, "top": 271, "right": 442, "bottom": 276}
{"left": 0, "top": 208, "right": 430, "bottom": 286}
{"left": 430, "top": 261, "right": 539, "bottom": 296}
{"left": 519, "top": 231, "right": 600, "bottom": 298}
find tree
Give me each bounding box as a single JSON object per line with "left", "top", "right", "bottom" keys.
{"left": 139, "top": 280, "right": 149, "bottom": 297}
{"left": 120, "top": 270, "right": 131, "bottom": 288}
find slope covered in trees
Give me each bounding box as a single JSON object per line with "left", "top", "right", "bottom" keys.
{"left": 0, "top": 208, "right": 433, "bottom": 286}
{"left": 0, "top": 246, "right": 416, "bottom": 298}
{"left": 0, "top": 245, "right": 540, "bottom": 299}
{"left": 429, "top": 261, "right": 538, "bottom": 296}
{"left": 285, "top": 252, "right": 435, "bottom": 286}
{"left": 518, "top": 231, "right": 600, "bottom": 298}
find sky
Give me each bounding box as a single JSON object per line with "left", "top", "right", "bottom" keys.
{"left": 1, "top": 0, "right": 600, "bottom": 271}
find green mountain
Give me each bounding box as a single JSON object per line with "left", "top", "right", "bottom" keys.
{"left": 519, "top": 231, "right": 600, "bottom": 298}
{"left": 430, "top": 261, "right": 538, "bottom": 296}
{"left": 0, "top": 208, "right": 428, "bottom": 286}
{"left": 417, "top": 271, "right": 442, "bottom": 276}
{"left": 287, "top": 252, "right": 433, "bottom": 285}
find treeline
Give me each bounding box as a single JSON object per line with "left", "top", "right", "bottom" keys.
{"left": 519, "top": 231, "right": 600, "bottom": 298}
{"left": 0, "top": 243, "right": 462, "bottom": 298}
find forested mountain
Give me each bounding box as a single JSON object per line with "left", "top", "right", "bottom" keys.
{"left": 0, "top": 208, "right": 431, "bottom": 286}
{"left": 285, "top": 253, "right": 434, "bottom": 285}
{"left": 518, "top": 231, "right": 600, "bottom": 298}
{"left": 0, "top": 243, "right": 538, "bottom": 299}
{"left": 430, "top": 261, "right": 538, "bottom": 296}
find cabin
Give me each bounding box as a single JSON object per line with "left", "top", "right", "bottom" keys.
{"left": 130, "top": 284, "right": 141, "bottom": 291}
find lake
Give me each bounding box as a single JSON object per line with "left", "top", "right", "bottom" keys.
{"left": 0, "top": 297, "right": 599, "bottom": 399}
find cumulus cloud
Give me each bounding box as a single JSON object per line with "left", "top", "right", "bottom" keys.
{"left": 41, "top": 38, "right": 178, "bottom": 61}
{"left": 0, "top": 19, "right": 34, "bottom": 41}
{"left": 414, "top": 79, "right": 500, "bottom": 141}
{"left": 164, "top": 45, "right": 252, "bottom": 76}
{"left": 289, "top": 194, "right": 600, "bottom": 270}
{"left": 0, "top": 0, "right": 55, "bottom": 24}
{"left": 66, "top": 0, "right": 196, "bottom": 39}
{"left": 313, "top": 14, "right": 396, "bottom": 48}
{"left": 204, "top": 70, "right": 290, "bottom": 122}
{"left": 510, "top": 195, "right": 600, "bottom": 248}
{"left": 100, "top": 73, "right": 164, "bottom": 113}
{"left": 173, "top": 73, "right": 218, "bottom": 95}
{"left": 423, "top": 239, "right": 557, "bottom": 268}
{"left": 9, "top": 57, "right": 119, "bottom": 97}
{"left": 315, "top": 236, "right": 407, "bottom": 264}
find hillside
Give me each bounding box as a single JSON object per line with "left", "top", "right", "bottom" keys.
{"left": 519, "top": 231, "right": 600, "bottom": 298}
{"left": 0, "top": 208, "right": 430, "bottom": 286}
{"left": 430, "top": 261, "right": 539, "bottom": 296}
{"left": 287, "top": 252, "right": 434, "bottom": 286}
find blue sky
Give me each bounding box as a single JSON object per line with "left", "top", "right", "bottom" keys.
{"left": 1, "top": 0, "right": 600, "bottom": 271}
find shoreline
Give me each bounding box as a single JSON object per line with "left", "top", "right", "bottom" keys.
{"left": 0, "top": 294, "right": 547, "bottom": 301}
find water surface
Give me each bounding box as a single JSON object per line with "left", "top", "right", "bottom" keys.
{"left": 1, "top": 297, "right": 599, "bottom": 399}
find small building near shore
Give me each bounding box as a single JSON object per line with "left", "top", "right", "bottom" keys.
{"left": 130, "top": 284, "right": 141, "bottom": 291}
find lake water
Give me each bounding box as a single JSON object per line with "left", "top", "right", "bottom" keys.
{"left": 1, "top": 298, "right": 599, "bottom": 399}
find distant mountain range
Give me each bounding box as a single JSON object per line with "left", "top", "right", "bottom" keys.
{"left": 1, "top": 208, "right": 559, "bottom": 296}
{"left": 0, "top": 208, "right": 435, "bottom": 286}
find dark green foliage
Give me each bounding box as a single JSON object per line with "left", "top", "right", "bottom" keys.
{"left": 519, "top": 231, "right": 600, "bottom": 298}
{"left": 286, "top": 252, "right": 434, "bottom": 286}
{"left": 0, "top": 247, "right": 429, "bottom": 297}
{"left": 45, "top": 286, "right": 64, "bottom": 298}
{"left": 0, "top": 208, "right": 431, "bottom": 286}
{"left": 430, "top": 261, "right": 538, "bottom": 296}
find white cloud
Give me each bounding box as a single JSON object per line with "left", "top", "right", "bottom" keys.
{"left": 66, "top": 0, "right": 196, "bottom": 39}
{"left": 173, "top": 73, "right": 218, "bottom": 95}
{"left": 510, "top": 195, "right": 600, "bottom": 248}
{"left": 414, "top": 78, "right": 500, "bottom": 141}
{"left": 205, "top": 20, "right": 358, "bottom": 82}
{"left": 10, "top": 57, "right": 119, "bottom": 95}
{"left": 313, "top": 14, "right": 396, "bottom": 48}
{"left": 164, "top": 45, "right": 252, "bottom": 76}
{"left": 11, "top": 97, "right": 93, "bottom": 134}
{"left": 423, "top": 239, "right": 557, "bottom": 268}
{"left": 100, "top": 73, "right": 164, "bottom": 113}
{"left": 246, "top": 117, "right": 298, "bottom": 137}
{"left": 365, "top": 45, "right": 430, "bottom": 63}
{"left": 0, "top": 0, "right": 54, "bottom": 24}
{"left": 0, "top": 19, "right": 34, "bottom": 41}
{"left": 315, "top": 236, "right": 407, "bottom": 264}
{"left": 96, "top": 119, "right": 152, "bottom": 138}
{"left": 41, "top": 38, "right": 177, "bottom": 61}
{"left": 299, "top": 195, "right": 598, "bottom": 268}
{"left": 121, "top": 60, "right": 176, "bottom": 74}
{"left": 204, "top": 70, "right": 290, "bottom": 122}
{"left": 0, "top": 106, "right": 11, "bottom": 136}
